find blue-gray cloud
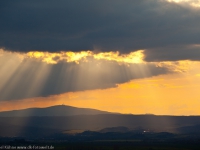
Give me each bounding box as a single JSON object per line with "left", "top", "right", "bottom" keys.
{"left": 0, "top": 0, "right": 200, "bottom": 61}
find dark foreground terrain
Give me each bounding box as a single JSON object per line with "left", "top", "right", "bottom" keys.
{"left": 1, "top": 132, "right": 200, "bottom": 150}
{"left": 0, "top": 106, "right": 200, "bottom": 149}
{"left": 1, "top": 127, "right": 200, "bottom": 150}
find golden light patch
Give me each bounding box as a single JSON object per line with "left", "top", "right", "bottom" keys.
{"left": 196, "top": 74, "right": 200, "bottom": 77}
{"left": 167, "top": 0, "right": 200, "bottom": 7}
{"left": 27, "top": 50, "right": 145, "bottom": 64}
{"left": 154, "top": 60, "right": 196, "bottom": 73}
{"left": 93, "top": 50, "right": 145, "bottom": 64}
{"left": 27, "top": 51, "right": 92, "bottom": 64}
{"left": 1, "top": 48, "right": 145, "bottom": 64}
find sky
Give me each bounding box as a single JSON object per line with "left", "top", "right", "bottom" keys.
{"left": 0, "top": 0, "right": 200, "bottom": 115}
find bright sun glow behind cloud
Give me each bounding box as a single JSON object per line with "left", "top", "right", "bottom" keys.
{"left": 167, "top": 0, "right": 200, "bottom": 7}
{"left": 26, "top": 50, "right": 145, "bottom": 64}
{"left": 1, "top": 48, "right": 145, "bottom": 64}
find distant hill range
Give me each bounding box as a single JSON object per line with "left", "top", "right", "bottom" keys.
{"left": 0, "top": 105, "right": 113, "bottom": 117}
{"left": 0, "top": 105, "right": 200, "bottom": 138}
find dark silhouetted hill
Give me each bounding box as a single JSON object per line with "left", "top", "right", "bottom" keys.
{"left": 0, "top": 105, "right": 113, "bottom": 117}
{"left": 0, "top": 105, "right": 200, "bottom": 138}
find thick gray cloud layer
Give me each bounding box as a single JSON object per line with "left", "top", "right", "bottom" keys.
{"left": 1, "top": 0, "right": 200, "bottom": 61}
{"left": 144, "top": 45, "right": 200, "bottom": 61}
{"left": 0, "top": 55, "right": 170, "bottom": 101}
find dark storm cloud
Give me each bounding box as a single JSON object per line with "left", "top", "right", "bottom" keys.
{"left": 1, "top": 0, "right": 200, "bottom": 61}
{"left": 0, "top": 56, "right": 170, "bottom": 101}
{"left": 144, "top": 45, "right": 200, "bottom": 61}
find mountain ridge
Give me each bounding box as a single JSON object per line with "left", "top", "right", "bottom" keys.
{"left": 0, "top": 105, "right": 114, "bottom": 117}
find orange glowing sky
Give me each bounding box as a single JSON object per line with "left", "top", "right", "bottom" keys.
{"left": 0, "top": 49, "right": 200, "bottom": 115}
